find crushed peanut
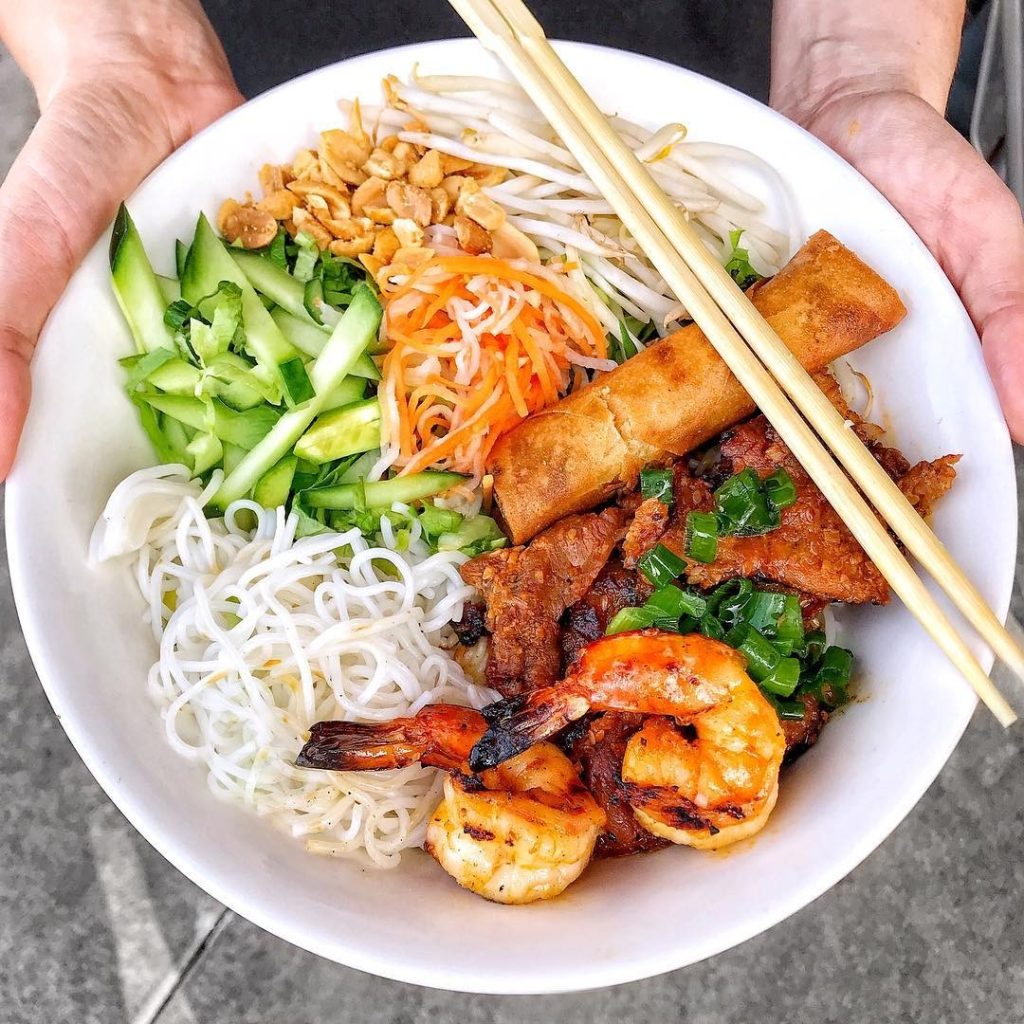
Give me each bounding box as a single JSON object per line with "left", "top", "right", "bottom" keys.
{"left": 219, "top": 92, "right": 510, "bottom": 289}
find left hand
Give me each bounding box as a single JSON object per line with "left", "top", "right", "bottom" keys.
{"left": 786, "top": 88, "right": 1024, "bottom": 442}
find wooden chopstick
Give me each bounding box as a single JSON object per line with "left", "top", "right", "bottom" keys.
{"left": 447, "top": 0, "right": 1019, "bottom": 725}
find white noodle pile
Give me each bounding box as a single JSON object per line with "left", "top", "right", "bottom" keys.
{"left": 91, "top": 465, "right": 496, "bottom": 867}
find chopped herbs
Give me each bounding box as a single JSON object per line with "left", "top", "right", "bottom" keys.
{"left": 724, "top": 228, "right": 763, "bottom": 290}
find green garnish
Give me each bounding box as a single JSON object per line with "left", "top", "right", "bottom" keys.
{"left": 724, "top": 229, "right": 763, "bottom": 290}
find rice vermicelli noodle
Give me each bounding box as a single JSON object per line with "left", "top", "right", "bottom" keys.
{"left": 91, "top": 465, "right": 496, "bottom": 867}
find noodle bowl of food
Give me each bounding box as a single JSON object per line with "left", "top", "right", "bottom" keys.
{"left": 6, "top": 41, "right": 1016, "bottom": 992}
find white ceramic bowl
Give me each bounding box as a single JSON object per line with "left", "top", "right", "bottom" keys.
{"left": 6, "top": 41, "right": 1017, "bottom": 994}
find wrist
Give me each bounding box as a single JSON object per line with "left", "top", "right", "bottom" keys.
{"left": 769, "top": 1, "right": 965, "bottom": 127}
{"left": 2, "top": 1, "right": 239, "bottom": 142}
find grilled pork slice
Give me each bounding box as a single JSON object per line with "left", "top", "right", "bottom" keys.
{"left": 460, "top": 507, "right": 629, "bottom": 696}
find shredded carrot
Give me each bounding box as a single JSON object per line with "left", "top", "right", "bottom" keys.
{"left": 378, "top": 254, "right": 613, "bottom": 484}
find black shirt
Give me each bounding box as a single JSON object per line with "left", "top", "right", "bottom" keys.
{"left": 201, "top": 0, "right": 770, "bottom": 101}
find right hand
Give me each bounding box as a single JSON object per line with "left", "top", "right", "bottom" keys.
{"left": 0, "top": 0, "right": 243, "bottom": 478}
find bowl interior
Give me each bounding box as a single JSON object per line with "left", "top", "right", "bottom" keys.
{"left": 5, "top": 40, "right": 1016, "bottom": 994}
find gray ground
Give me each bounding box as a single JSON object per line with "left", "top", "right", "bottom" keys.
{"left": 2, "top": 36, "right": 1024, "bottom": 1024}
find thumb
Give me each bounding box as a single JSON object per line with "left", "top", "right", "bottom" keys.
{"left": 981, "top": 298, "right": 1024, "bottom": 444}
{"left": 0, "top": 77, "right": 241, "bottom": 479}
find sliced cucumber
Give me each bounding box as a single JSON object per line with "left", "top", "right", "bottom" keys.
{"left": 175, "top": 239, "right": 190, "bottom": 280}
{"left": 181, "top": 214, "right": 313, "bottom": 406}
{"left": 156, "top": 275, "right": 180, "bottom": 305}
{"left": 303, "top": 278, "right": 326, "bottom": 324}
{"left": 187, "top": 431, "right": 223, "bottom": 476}
{"left": 109, "top": 204, "right": 177, "bottom": 354}
{"left": 210, "top": 285, "right": 382, "bottom": 510}
{"left": 221, "top": 442, "right": 247, "bottom": 475}
{"left": 270, "top": 306, "right": 329, "bottom": 358}
{"left": 294, "top": 399, "right": 381, "bottom": 464}
{"left": 147, "top": 358, "right": 202, "bottom": 395}
{"left": 437, "top": 514, "right": 506, "bottom": 553}
{"left": 253, "top": 455, "right": 298, "bottom": 509}
{"left": 304, "top": 471, "right": 466, "bottom": 510}
{"left": 140, "top": 394, "right": 280, "bottom": 450}
{"left": 231, "top": 250, "right": 314, "bottom": 324}
{"left": 320, "top": 376, "right": 366, "bottom": 413}
{"left": 337, "top": 449, "right": 381, "bottom": 484}
{"left": 270, "top": 307, "right": 381, "bottom": 380}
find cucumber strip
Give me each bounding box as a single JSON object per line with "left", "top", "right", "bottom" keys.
{"left": 140, "top": 394, "right": 280, "bottom": 450}
{"left": 181, "top": 214, "right": 313, "bottom": 406}
{"left": 147, "top": 358, "right": 202, "bottom": 395}
{"left": 160, "top": 413, "right": 192, "bottom": 463}
{"left": 437, "top": 514, "right": 506, "bottom": 553}
{"left": 175, "top": 239, "right": 190, "bottom": 280}
{"left": 303, "top": 278, "right": 326, "bottom": 324}
{"left": 253, "top": 455, "right": 297, "bottom": 509}
{"left": 320, "top": 376, "right": 366, "bottom": 413}
{"left": 304, "top": 471, "right": 466, "bottom": 510}
{"left": 270, "top": 308, "right": 381, "bottom": 380}
{"left": 337, "top": 449, "right": 381, "bottom": 484}
{"left": 109, "top": 204, "right": 177, "bottom": 354}
{"left": 221, "top": 442, "right": 246, "bottom": 475}
{"left": 293, "top": 399, "right": 381, "bottom": 464}
{"left": 270, "top": 306, "right": 328, "bottom": 357}
{"left": 187, "top": 431, "right": 223, "bottom": 476}
{"left": 231, "top": 250, "right": 315, "bottom": 324}
{"left": 210, "top": 285, "right": 382, "bottom": 510}
{"left": 156, "top": 275, "right": 180, "bottom": 305}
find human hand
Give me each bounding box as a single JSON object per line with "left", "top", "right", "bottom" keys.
{"left": 0, "top": 0, "right": 243, "bottom": 478}
{"left": 788, "top": 87, "right": 1024, "bottom": 443}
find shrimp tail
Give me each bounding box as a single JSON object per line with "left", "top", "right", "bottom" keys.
{"left": 296, "top": 720, "right": 426, "bottom": 771}
{"left": 470, "top": 688, "right": 588, "bottom": 771}
{"left": 298, "top": 706, "right": 488, "bottom": 773}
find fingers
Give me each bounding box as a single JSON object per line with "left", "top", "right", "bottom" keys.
{"left": 982, "top": 303, "right": 1024, "bottom": 444}
{"left": 0, "top": 76, "right": 241, "bottom": 479}
{"left": 803, "top": 91, "right": 1024, "bottom": 443}
{"left": 0, "top": 332, "right": 32, "bottom": 480}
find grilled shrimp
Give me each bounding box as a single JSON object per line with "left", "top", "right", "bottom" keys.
{"left": 471, "top": 631, "right": 785, "bottom": 850}
{"left": 297, "top": 705, "right": 605, "bottom": 904}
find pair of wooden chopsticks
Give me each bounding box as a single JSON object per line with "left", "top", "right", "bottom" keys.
{"left": 446, "top": 0, "right": 1022, "bottom": 725}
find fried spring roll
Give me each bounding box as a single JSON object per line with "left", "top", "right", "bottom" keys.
{"left": 489, "top": 231, "right": 907, "bottom": 543}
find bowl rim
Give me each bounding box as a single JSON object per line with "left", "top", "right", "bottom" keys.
{"left": 5, "top": 38, "right": 1017, "bottom": 994}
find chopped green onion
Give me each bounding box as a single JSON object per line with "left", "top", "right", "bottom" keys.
{"left": 678, "top": 614, "right": 700, "bottom": 635}
{"left": 772, "top": 595, "right": 805, "bottom": 655}
{"left": 768, "top": 695, "right": 807, "bottom": 720}
{"left": 685, "top": 510, "right": 719, "bottom": 563}
{"left": 639, "top": 466, "right": 674, "bottom": 505}
{"left": 813, "top": 646, "right": 854, "bottom": 691}
{"left": 644, "top": 584, "right": 707, "bottom": 621}
{"left": 605, "top": 606, "right": 657, "bottom": 635}
{"left": 802, "top": 629, "right": 827, "bottom": 666}
{"left": 706, "top": 578, "right": 754, "bottom": 626}
{"left": 733, "top": 624, "right": 780, "bottom": 681}
{"left": 698, "top": 614, "right": 726, "bottom": 641}
{"left": 713, "top": 466, "right": 784, "bottom": 536}
{"left": 759, "top": 657, "right": 801, "bottom": 697}
{"left": 764, "top": 468, "right": 797, "bottom": 511}
{"left": 636, "top": 543, "right": 687, "bottom": 589}
{"left": 743, "top": 591, "right": 787, "bottom": 633}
